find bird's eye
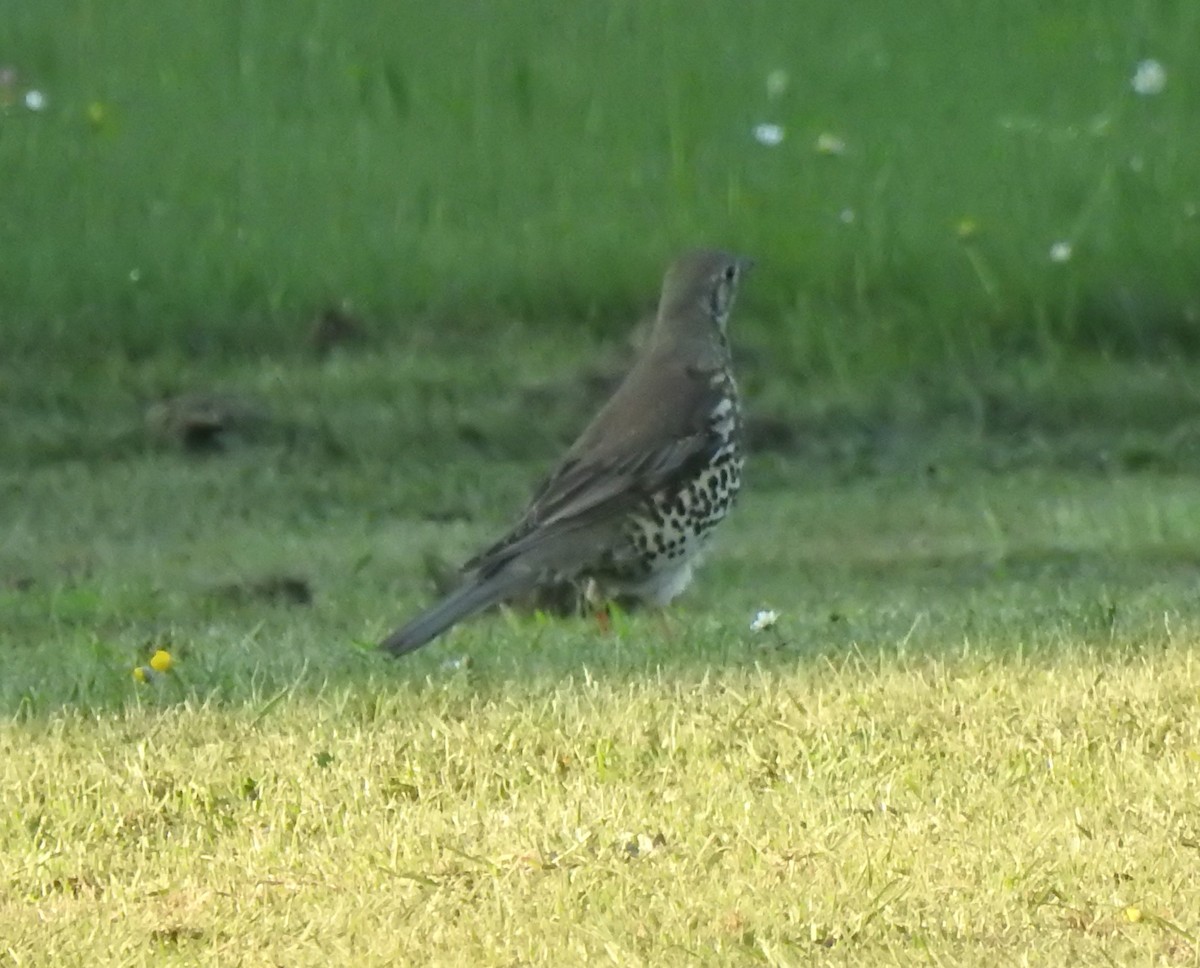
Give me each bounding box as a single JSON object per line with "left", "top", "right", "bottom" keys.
{"left": 723, "top": 264, "right": 738, "bottom": 283}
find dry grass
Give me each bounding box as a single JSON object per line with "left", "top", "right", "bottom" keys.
{"left": 3, "top": 643, "right": 1199, "bottom": 966}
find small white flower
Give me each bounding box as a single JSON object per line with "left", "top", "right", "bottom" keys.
{"left": 753, "top": 123, "right": 785, "bottom": 147}
{"left": 750, "top": 609, "right": 779, "bottom": 632}
{"left": 839, "top": 208, "right": 856, "bottom": 225}
{"left": 1131, "top": 59, "right": 1166, "bottom": 96}
{"left": 23, "top": 89, "right": 46, "bottom": 111}
{"left": 129, "top": 268, "right": 141, "bottom": 283}
{"left": 815, "top": 132, "right": 846, "bottom": 156}
{"left": 1049, "top": 241, "right": 1073, "bottom": 264}
{"left": 766, "top": 69, "right": 789, "bottom": 99}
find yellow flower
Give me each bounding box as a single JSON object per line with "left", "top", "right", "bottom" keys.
{"left": 132, "top": 666, "right": 149, "bottom": 683}
{"left": 956, "top": 218, "right": 979, "bottom": 241}
{"left": 1124, "top": 905, "right": 1142, "bottom": 923}
{"left": 150, "top": 650, "right": 173, "bottom": 673}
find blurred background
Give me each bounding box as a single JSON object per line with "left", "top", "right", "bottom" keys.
{"left": 2, "top": 0, "right": 1196, "bottom": 373}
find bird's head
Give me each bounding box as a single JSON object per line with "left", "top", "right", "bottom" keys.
{"left": 654, "top": 249, "right": 754, "bottom": 351}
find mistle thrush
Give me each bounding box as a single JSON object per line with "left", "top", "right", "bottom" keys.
{"left": 380, "top": 248, "right": 752, "bottom": 656}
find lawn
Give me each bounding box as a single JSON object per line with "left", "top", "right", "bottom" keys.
{"left": 3, "top": 347, "right": 1200, "bottom": 965}
{"left": 3, "top": 0, "right": 1200, "bottom": 963}
{"left": 3, "top": 647, "right": 1198, "bottom": 965}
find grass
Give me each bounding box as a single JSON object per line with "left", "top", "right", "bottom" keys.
{"left": 2, "top": 0, "right": 1199, "bottom": 367}
{"left": 4, "top": 1, "right": 1200, "bottom": 961}
{"left": 3, "top": 346, "right": 1200, "bottom": 964}
{"left": 3, "top": 651, "right": 1198, "bottom": 965}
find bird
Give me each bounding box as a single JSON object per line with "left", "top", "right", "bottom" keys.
{"left": 380, "top": 248, "right": 753, "bottom": 656}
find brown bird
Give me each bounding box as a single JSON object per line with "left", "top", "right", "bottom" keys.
{"left": 380, "top": 249, "right": 753, "bottom": 656}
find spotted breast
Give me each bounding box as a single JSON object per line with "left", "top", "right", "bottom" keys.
{"left": 596, "top": 366, "right": 743, "bottom": 605}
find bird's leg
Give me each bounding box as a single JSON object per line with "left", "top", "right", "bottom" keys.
{"left": 583, "top": 578, "right": 616, "bottom": 635}
{"left": 652, "top": 606, "right": 678, "bottom": 642}
{"left": 595, "top": 605, "right": 613, "bottom": 634}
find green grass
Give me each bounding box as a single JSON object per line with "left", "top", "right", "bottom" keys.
{"left": 3, "top": 347, "right": 1200, "bottom": 964}
{"left": 3, "top": 0, "right": 1199, "bottom": 367}
{"left": 5, "top": 2, "right": 1200, "bottom": 960}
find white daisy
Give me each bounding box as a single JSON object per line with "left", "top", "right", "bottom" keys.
{"left": 1131, "top": 59, "right": 1166, "bottom": 96}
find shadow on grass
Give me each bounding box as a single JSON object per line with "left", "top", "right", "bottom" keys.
{"left": 5, "top": 348, "right": 1200, "bottom": 718}
{"left": 3, "top": 539, "right": 1195, "bottom": 721}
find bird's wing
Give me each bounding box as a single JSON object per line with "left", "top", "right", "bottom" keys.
{"left": 463, "top": 361, "right": 725, "bottom": 577}
{"left": 524, "top": 434, "right": 709, "bottom": 527}
{"left": 466, "top": 438, "right": 713, "bottom": 579}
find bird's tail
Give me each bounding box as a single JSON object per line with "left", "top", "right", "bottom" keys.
{"left": 379, "top": 567, "right": 536, "bottom": 657}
